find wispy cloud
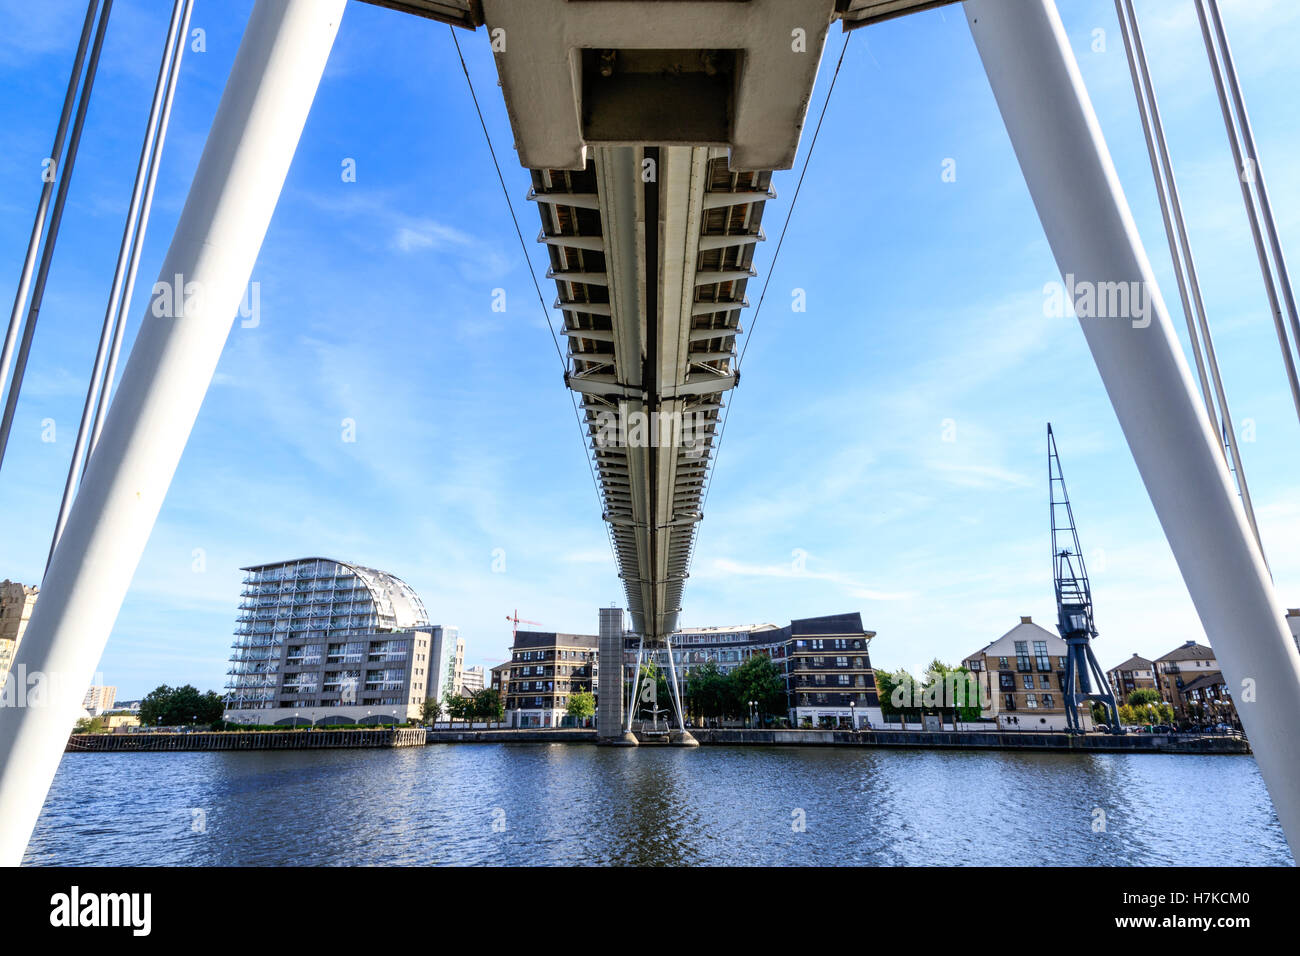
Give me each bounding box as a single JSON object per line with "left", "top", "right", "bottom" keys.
{"left": 707, "top": 557, "right": 917, "bottom": 602}
{"left": 392, "top": 219, "right": 475, "bottom": 253}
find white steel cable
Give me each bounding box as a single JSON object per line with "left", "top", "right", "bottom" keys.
{"left": 49, "top": 0, "right": 193, "bottom": 569}
{"left": 1116, "top": 0, "right": 1263, "bottom": 556}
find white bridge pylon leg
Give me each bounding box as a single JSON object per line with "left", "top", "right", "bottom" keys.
{"left": 0, "top": 0, "right": 346, "bottom": 867}
{"left": 965, "top": 0, "right": 1300, "bottom": 858}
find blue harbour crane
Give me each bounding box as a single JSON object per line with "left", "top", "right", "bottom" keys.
{"left": 1048, "top": 424, "right": 1122, "bottom": 734}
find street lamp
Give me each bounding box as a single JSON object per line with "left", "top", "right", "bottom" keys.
{"left": 849, "top": 699, "right": 856, "bottom": 731}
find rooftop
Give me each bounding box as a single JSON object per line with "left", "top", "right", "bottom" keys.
{"left": 1109, "top": 653, "right": 1156, "bottom": 672}
{"left": 1156, "top": 641, "right": 1216, "bottom": 663}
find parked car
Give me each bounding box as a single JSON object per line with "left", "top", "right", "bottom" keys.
{"left": 1149, "top": 724, "right": 1175, "bottom": 734}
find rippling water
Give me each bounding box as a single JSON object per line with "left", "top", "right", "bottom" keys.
{"left": 23, "top": 744, "right": 1292, "bottom": 866}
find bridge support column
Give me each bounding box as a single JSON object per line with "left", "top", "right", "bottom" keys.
{"left": 965, "top": 0, "right": 1300, "bottom": 857}
{"left": 0, "top": 0, "right": 345, "bottom": 866}
{"left": 597, "top": 606, "right": 635, "bottom": 744}
{"left": 662, "top": 635, "right": 698, "bottom": 746}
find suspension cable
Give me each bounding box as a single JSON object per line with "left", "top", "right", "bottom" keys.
{"left": 1195, "top": 0, "right": 1300, "bottom": 429}
{"left": 0, "top": 0, "right": 99, "bottom": 445}
{"left": 448, "top": 26, "right": 619, "bottom": 567}
{"left": 0, "top": 0, "right": 111, "bottom": 473}
{"left": 48, "top": 0, "right": 193, "bottom": 570}
{"left": 1116, "top": 0, "right": 1263, "bottom": 556}
{"left": 696, "top": 30, "right": 852, "bottom": 535}
{"left": 1205, "top": 0, "right": 1300, "bottom": 402}
{"left": 88, "top": 0, "right": 194, "bottom": 457}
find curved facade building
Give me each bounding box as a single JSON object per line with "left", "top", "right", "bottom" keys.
{"left": 224, "top": 557, "right": 451, "bottom": 726}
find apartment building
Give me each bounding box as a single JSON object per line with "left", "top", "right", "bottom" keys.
{"left": 613, "top": 611, "right": 882, "bottom": 730}
{"left": 1178, "top": 670, "right": 1239, "bottom": 729}
{"left": 1154, "top": 641, "right": 1219, "bottom": 724}
{"left": 784, "top": 613, "right": 881, "bottom": 729}
{"left": 82, "top": 685, "right": 117, "bottom": 716}
{"left": 223, "top": 557, "right": 445, "bottom": 726}
{"left": 0, "top": 579, "right": 38, "bottom": 686}
{"left": 964, "top": 617, "right": 1085, "bottom": 732}
{"left": 459, "top": 666, "right": 485, "bottom": 694}
{"left": 1105, "top": 653, "right": 1157, "bottom": 703}
{"left": 504, "top": 631, "right": 598, "bottom": 727}
{"left": 490, "top": 661, "right": 509, "bottom": 696}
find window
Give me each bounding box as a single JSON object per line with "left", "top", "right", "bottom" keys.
{"left": 1042, "top": 694, "right": 1054, "bottom": 708}
{"left": 1014, "top": 641, "right": 1031, "bottom": 671}
{"left": 1033, "top": 641, "right": 1050, "bottom": 671}
{"left": 1025, "top": 694, "right": 1039, "bottom": 709}
{"left": 998, "top": 657, "right": 1008, "bottom": 668}
{"left": 1023, "top": 675, "right": 1035, "bottom": 689}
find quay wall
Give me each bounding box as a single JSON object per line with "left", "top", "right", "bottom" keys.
{"left": 65, "top": 728, "right": 427, "bottom": 752}
{"left": 66, "top": 727, "right": 1249, "bottom": 754}
{"left": 426, "top": 728, "right": 599, "bottom": 744}
{"left": 690, "top": 728, "right": 1251, "bottom": 753}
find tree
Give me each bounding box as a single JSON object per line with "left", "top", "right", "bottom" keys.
{"left": 922, "top": 660, "right": 983, "bottom": 727}
{"left": 139, "top": 684, "right": 225, "bottom": 728}
{"left": 73, "top": 716, "right": 104, "bottom": 734}
{"left": 443, "top": 693, "right": 469, "bottom": 728}
{"left": 566, "top": 690, "right": 595, "bottom": 724}
{"left": 876, "top": 668, "right": 920, "bottom": 726}
{"left": 685, "top": 660, "right": 734, "bottom": 720}
{"left": 1127, "top": 688, "right": 1160, "bottom": 707}
{"left": 730, "top": 654, "right": 786, "bottom": 722}
{"left": 421, "top": 698, "right": 442, "bottom": 725}
{"left": 472, "top": 688, "right": 505, "bottom": 724}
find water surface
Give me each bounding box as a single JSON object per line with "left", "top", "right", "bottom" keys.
{"left": 24, "top": 744, "right": 1292, "bottom": 865}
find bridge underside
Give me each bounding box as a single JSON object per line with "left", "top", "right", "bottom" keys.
{"left": 530, "top": 148, "right": 769, "bottom": 642}
{"left": 5, "top": 0, "right": 1299, "bottom": 860}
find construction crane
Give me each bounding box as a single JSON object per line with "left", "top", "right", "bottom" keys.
{"left": 506, "top": 609, "right": 541, "bottom": 639}
{"left": 1048, "top": 424, "right": 1122, "bottom": 734}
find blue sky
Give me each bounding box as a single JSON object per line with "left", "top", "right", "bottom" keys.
{"left": 1, "top": 0, "right": 1298, "bottom": 698}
